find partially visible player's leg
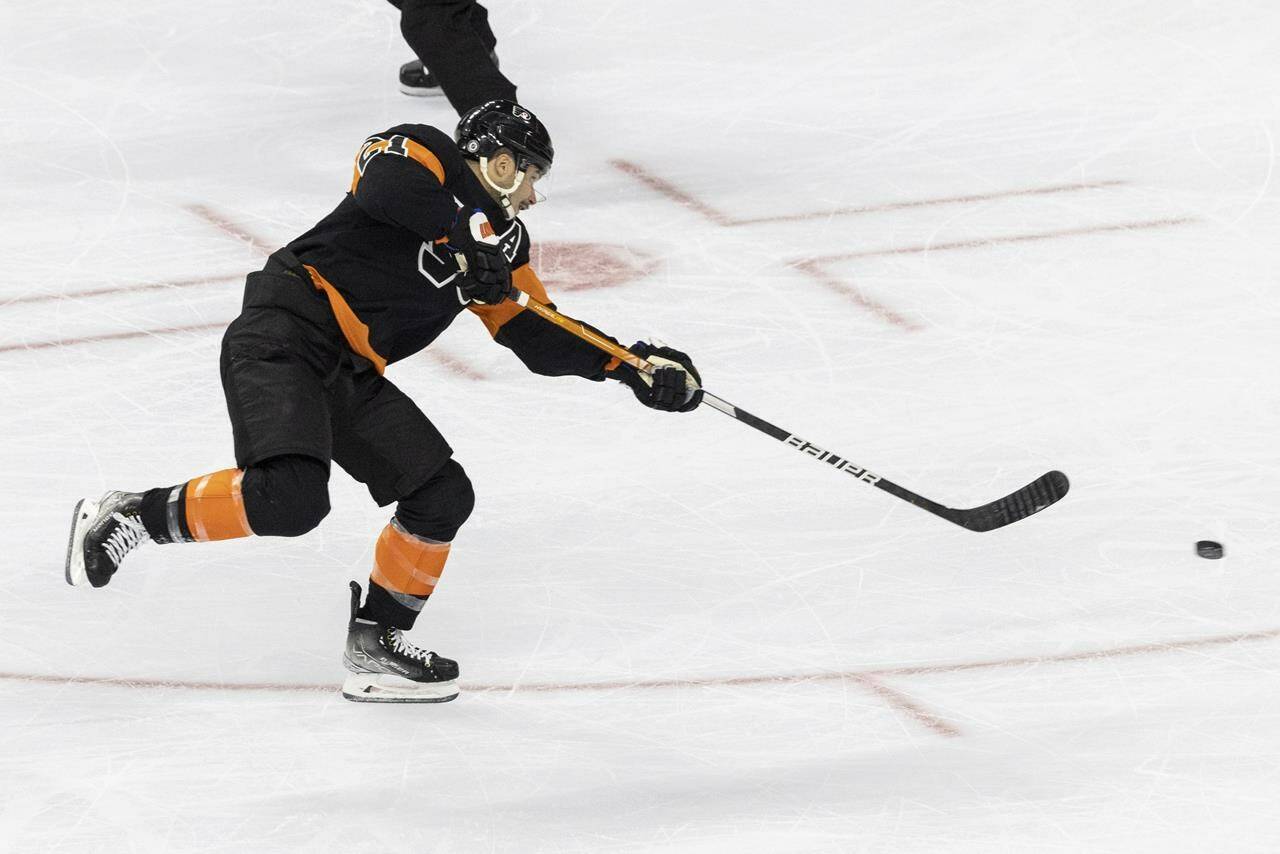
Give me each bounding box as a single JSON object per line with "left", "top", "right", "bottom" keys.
{"left": 396, "top": 0, "right": 516, "bottom": 113}
{"left": 360, "top": 460, "right": 475, "bottom": 627}
{"left": 65, "top": 456, "right": 331, "bottom": 587}
{"left": 66, "top": 260, "right": 343, "bottom": 588}
{"left": 330, "top": 363, "right": 472, "bottom": 702}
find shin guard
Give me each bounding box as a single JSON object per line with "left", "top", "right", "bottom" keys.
{"left": 364, "top": 518, "right": 451, "bottom": 628}
{"left": 184, "top": 469, "right": 255, "bottom": 542}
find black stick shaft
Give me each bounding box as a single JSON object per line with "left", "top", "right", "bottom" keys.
{"left": 700, "top": 392, "right": 941, "bottom": 508}
{"left": 698, "top": 391, "right": 1068, "bottom": 532}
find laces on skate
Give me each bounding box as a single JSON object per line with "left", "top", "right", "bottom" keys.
{"left": 102, "top": 513, "right": 149, "bottom": 567}
{"left": 385, "top": 628, "right": 436, "bottom": 665}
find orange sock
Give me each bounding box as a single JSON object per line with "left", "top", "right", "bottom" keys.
{"left": 184, "top": 468, "right": 255, "bottom": 542}
{"left": 371, "top": 518, "right": 450, "bottom": 602}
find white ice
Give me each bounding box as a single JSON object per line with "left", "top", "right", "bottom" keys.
{"left": 2, "top": 1, "right": 1280, "bottom": 851}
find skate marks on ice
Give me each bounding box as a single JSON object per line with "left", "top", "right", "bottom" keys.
{"left": 0, "top": 204, "right": 653, "bottom": 376}
{"left": 4, "top": 624, "right": 1277, "bottom": 739}
{"left": 612, "top": 159, "right": 1200, "bottom": 331}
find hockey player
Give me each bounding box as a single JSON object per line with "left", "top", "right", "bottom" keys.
{"left": 64, "top": 100, "right": 701, "bottom": 703}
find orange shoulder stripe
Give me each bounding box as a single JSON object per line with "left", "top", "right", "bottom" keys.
{"left": 304, "top": 264, "right": 388, "bottom": 374}
{"left": 350, "top": 135, "right": 447, "bottom": 193}
{"left": 469, "top": 265, "right": 550, "bottom": 336}
{"left": 404, "top": 139, "right": 445, "bottom": 184}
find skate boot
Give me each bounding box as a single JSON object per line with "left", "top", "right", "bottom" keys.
{"left": 398, "top": 52, "right": 499, "bottom": 97}
{"left": 342, "top": 582, "right": 460, "bottom": 703}
{"left": 65, "top": 491, "right": 151, "bottom": 588}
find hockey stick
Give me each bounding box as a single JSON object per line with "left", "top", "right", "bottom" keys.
{"left": 463, "top": 213, "right": 1070, "bottom": 531}
{"left": 692, "top": 394, "right": 1069, "bottom": 532}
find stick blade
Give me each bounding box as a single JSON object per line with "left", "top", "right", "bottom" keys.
{"left": 944, "top": 470, "right": 1070, "bottom": 532}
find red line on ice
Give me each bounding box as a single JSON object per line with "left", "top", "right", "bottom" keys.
{"left": 0, "top": 321, "right": 228, "bottom": 354}
{"left": 427, "top": 350, "right": 488, "bottom": 381}
{"left": 3, "top": 274, "right": 242, "bottom": 308}
{"left": 4, "top": 626, "right": 1275, "bottom": 740}
{"left": 610, "top": 159, "right": 733, "bottom": 225}
{"left": 611, "top": 160, "right": 1196, "bottom": 333}
{"left": 790, "top": 258, "right": 923, "bottom": 332}
{"left": 872, "top": 626, "right": 1280, "bottom": 677}
{"left": 0, "top": 320, "right": 487, "bottom": 380}
{"left": 184, "top": 203, "right": 277, "bottom": 255}
{"left": 853, "top": 674, "right": 962, "bottom": 738}
{"left": 787, "top": 216, "right": 1197, "bottom": 332}
{"left": 729, "top": 181, "right": 1128, "bottom": 226}
{"left": 813, "top": 217, "right": 1199, "bottom": 262}
{"left": 611, "top": 159, "right": 1125, "bottom": 227}
{"left": 0, "top": 202, "right": 267, "bottom": 309}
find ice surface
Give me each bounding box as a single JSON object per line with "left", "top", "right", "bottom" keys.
{"left": 2, "top": 1, "right": 1279, "bottom": 851}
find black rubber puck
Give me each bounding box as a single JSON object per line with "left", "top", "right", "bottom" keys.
{"left": 1195, "top": 540, "right": 1223, "bottom": 559}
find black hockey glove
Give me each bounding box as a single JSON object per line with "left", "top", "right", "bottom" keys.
{"left": 612, "top": 342, "right": 704, "bottom": 413}
{"left": 451, "top": 224, "right": 513, "bottom": 305}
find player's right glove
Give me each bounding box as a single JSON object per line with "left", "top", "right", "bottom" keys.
{"left": 449, "top": 223, "right": 513, "bottom": 305}
{"left": 610, "top": 342, "right": 703, "bottom": 413}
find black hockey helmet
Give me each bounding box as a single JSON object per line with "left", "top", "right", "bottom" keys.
{"left": 456, "top": 100, "right": 554, "bottom": 175}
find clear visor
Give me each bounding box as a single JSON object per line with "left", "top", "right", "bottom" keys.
{"left": 522, "top": 163, "right": 549, "bottom": 207}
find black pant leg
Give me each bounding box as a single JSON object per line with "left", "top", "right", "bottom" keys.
{"left": 467, "top": 1, "right": 498, "bottom": 52}
{"left": 329, "top": 356, "right": 454, "bottom": 508}
{"left": 399, "top": 0, "right": 518, "bottom": 114}
{"left": 221, "top": 260, "right": 345, "bottom": 469}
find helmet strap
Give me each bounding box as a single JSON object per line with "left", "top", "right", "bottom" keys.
{"left": 477, "top": 155, "right": 527, "bottom": 221}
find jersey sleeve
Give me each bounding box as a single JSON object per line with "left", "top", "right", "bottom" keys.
{"left": 468, "top": 265, "right": 616, "bottom": 380}
{"left": 348, "top": 125, "right": 459, "bottom": 242}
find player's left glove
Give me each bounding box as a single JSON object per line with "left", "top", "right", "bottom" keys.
{"left": 611, "top": 342, "right": 703, "bottom": 413}
{"left": 449, "top": 221, "right": 513, "bottom": 305}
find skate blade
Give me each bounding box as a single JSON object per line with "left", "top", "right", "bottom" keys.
{"left": 64, "top": 497, "right": 97, "bottom": 587}
{"left": 341, "top": 672, "right": 459, "bottom": 704}
{"left": 398, "top": 84, "right": 446, "bottom": 98}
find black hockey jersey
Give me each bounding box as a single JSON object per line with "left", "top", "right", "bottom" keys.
{"left": 286, "top": 123, "right": 614, "bottom": 379}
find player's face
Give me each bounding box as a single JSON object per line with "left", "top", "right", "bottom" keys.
{"left": 511, "top": 165, "right": 544, "bottom": 213}
{"left": 485, "top": 154, "right": 543, "bottom": 214}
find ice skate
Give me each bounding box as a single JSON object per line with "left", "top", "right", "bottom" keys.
{"left": 398, "top": 59, "right": 444, "bottom": 97}
{"left": 398, "top": 53, "right": 499, "bottom": 97}
{"left": 65, "top": 491, "right": 151, "bottom": 588}
{"left": 342, "top": 582, "right": 460, "bottom": 703}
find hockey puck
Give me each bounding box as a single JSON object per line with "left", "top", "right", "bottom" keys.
{"left": 1195, "top": 540, "right": 1223, "bottom": 559}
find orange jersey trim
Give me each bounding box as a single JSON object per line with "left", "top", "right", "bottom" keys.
{"left": 185, "top": 469, "right": 254, "bottom": 542}
{"left": 469, "top": 264, "right": 550, "bottom": 336}
{"left": 304, "top": 264, "right": 389, "bottom": 375}
{"left": 350, "top": 135, "right": 446, "bottom": 194}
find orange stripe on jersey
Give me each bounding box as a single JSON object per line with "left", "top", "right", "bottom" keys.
{"left": 350, "top": 135, "right": 446, "bottom": 194}
{"left": 185, "top": 469, "right": 254, "bottom": 542}
{"left": 404, "top": 139, "right": 446, "bottom": 184}
{"left": 371, "top": 520, "right": 451, "bottom": 598}
{"left": 304, "top": 264, "right": 389, "bottom": 374}
{"left": 469, "top": 264, "right": 551, "bottom": 336}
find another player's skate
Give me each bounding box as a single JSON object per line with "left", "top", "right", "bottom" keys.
{"left": 342, "top": 582, "right": 459, "bottom": 703}
{"left": 398, "top": 53, "right": 500, "bottom": 97}
{"left": 65, "top": 491, "right": 151, "bottom": 588}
